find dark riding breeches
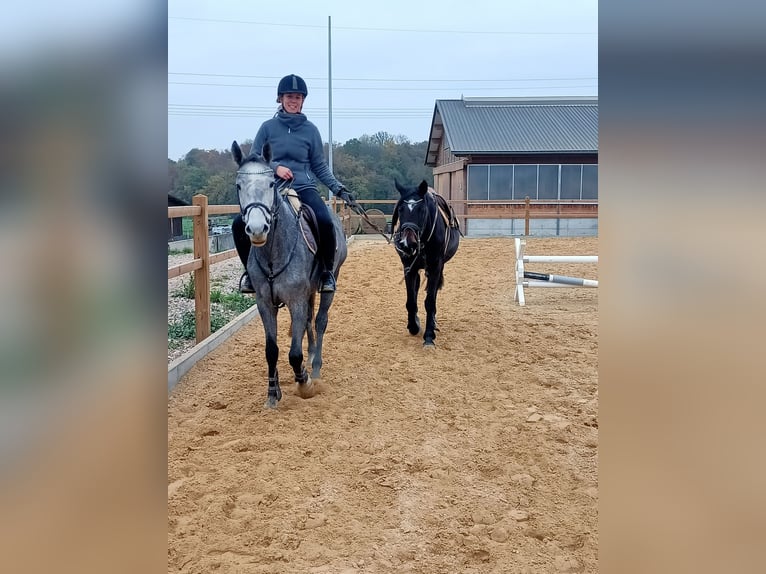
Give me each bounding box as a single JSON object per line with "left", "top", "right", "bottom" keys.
{"left": 232, "top": 186, "right": 336, "bottom": 272}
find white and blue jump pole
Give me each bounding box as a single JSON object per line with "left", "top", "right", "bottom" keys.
{"left": 514, "top": 238, "right": 598, "bottom": 306}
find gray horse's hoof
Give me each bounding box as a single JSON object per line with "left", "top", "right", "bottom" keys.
{"left": 264, "top": 397, "right": 279, "bottom": 409}
{"left": 296, "top": 378, "right": 316, "bottom": 399}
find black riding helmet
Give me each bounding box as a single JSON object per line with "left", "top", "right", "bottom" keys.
{"left": 277, "top": 74, "right": 308, "bottom": 100}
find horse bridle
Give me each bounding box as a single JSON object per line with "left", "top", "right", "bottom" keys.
{"left": 236, "top": 166, "right": 281, "bottom": 225}
{"left": 393, "top": 195, "right": 437, "bottom": 261}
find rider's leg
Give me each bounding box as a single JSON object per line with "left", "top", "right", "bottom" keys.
{"left": 297, "top": 188, "right": 337, "bottom": 293}
{"left": 232, "top": 214, "right": 255, "bottom": 293}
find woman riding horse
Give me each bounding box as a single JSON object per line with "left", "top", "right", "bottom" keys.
{"left": 232, "top": 74, "right": 356, "bottom": 293}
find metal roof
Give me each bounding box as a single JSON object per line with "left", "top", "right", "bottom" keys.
{"left": 425, "top": 97, "right": 598, "bottom": 166}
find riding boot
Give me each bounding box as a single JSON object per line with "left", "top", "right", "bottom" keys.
{"left": 239, "top": 272, "right": 255, "bottom": 294}
{"left": 232, "top": 215, "right": 254, "bottom": 293}
{"left": 319, "top": 268, "right": 336, "bottom": 293}
{"left": 317, "top": 219, "right": 337, "bottom": 293}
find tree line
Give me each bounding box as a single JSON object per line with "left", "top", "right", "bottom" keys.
{"left": 168, "top": 132, "right": 432, "bottom": 215}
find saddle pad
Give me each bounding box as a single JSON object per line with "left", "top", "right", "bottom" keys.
{"left": 282, "top": 188, "right": 317, "bottom": 255}
{"left": 431, "top": 191, "right": 460, "bottom": 229}
{"left": 282, "top": 188, "right": 302, "bottom": 215}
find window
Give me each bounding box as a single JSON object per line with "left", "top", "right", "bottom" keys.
{"left": 467, "top": 165, "right": 489, "bottom": 200}
{"left": 468, "top": 162, "right": 598, "bottom": 201}
{"left": 560, "top": 165, "right": 582, "bottom": 199}
{"left": 513, "top": 165, "right": 537, "bottom": 199}
{"left": 538, "top": 165, "right": 559, "bottom": 199}
{"left": 489, "top": 165, "right": 513, "bottom": 200}
{"left": 582, "top": 165, "right": 598, "bottom": 199}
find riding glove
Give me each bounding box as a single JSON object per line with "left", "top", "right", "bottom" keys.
{"left": 336, "top": 186, "right": 359, "bottom": 209}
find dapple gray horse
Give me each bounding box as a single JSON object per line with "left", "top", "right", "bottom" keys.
{"left": 232, "top": 141, "right": 347, "bottom": 408}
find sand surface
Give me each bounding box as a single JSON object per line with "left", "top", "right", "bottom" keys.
{"left": 168, "top": 236, "right": 598, "bottom": 573}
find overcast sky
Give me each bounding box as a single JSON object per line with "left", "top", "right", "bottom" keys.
{"left": 168, "top": 0, "right": 597, "bottom": 160}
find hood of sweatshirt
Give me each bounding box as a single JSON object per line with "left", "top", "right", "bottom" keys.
{"left": 276, "top": 110, "right": 308, "bottom": 131}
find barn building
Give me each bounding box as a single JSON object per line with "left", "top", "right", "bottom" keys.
{"left": 168, "top": 194, "right": 188, "bottom": 240}
{"left": 425, "top": 96, "right": 598, "bottom": 236}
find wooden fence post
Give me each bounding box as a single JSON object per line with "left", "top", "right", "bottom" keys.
{"left": 192, "top": 194, "right": 210, "bottom": 342}
{"left": 524, "top": 196, "right": 531, "bottom": 236}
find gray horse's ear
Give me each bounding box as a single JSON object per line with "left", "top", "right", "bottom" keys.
{"left": 418, "top": 180, "right": 429, "bottom": 196}
{"left": 232, "top": 141, "right": 243, "bottom": 166}
{"left": 262, "top": 142, "right": 272, "bottom": 164}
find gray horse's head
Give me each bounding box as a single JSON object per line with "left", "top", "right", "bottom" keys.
{"left": 232, "top": 140, "right": 275, "bottom": 246}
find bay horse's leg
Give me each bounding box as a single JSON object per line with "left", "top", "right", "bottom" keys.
{"left": 422, "top": 261, "right": 445, "bottom": 347}
{"left": 311, "top": 291, "right": 336, "bottom": 381}
{"left": 405, "top": 268, "right": 421, "bottom": 335}
{"left": 288, "top": 302, "right": 315, "bottom": 399}
{"left": 257, "top": 301, "right": 282, "bottom": 408}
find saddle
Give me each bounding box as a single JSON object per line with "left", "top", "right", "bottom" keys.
{"left": 431, "top": 191, "right": 461, "bottom": 230}
{"left": 281, "top": 188, "right": 319, "bottom": 255}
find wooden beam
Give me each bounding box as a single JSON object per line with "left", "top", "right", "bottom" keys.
{"left": 209, "top": 249, "right": 238, "bottom": 266}
{"left": 192, "top": 194, "right": 211, "bottom": 343}
{"left": 167, "top": 259, "right": 203, "bottom": 279}
{"left": 208, "top": 204, "right": 241, "bottom": 215}
{"left": 168, "top": 206, "right": 201, "bottom": 218}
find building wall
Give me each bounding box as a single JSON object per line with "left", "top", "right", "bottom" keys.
{"left": 466, "top": 218, "right": 598, "bottom": 237}
{"left": 430, "top": 137, "right": 598, "bottom": 238}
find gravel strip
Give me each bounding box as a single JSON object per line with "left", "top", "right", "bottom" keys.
{"left": 167, "top": 252, "right": 252, "bottom": 363}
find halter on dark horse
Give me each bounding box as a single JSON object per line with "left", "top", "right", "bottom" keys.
{"left": 232, "top": 140, "right": 347, "bottom": 408}
{"left": 392, "top": 179, "right": 460, "bottom": 347}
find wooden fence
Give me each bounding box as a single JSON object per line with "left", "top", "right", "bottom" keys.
{"left": 168, "top": 195, "right": 352, "bottom": 343}
{"left": 168, "top": 195, "right": 597, "bottom": 343}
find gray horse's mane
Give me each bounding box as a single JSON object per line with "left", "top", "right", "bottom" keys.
{"left": 242, "top": 153, "right": 268, "bottom": 166}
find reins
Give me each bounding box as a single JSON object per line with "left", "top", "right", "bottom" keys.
{"left": 345, "top": 201, "right": 391, "bottom": 243}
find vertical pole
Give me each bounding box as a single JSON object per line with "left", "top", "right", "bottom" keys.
{"left": 524, "top": 196, "right": 530, "bottom": 236}
{"left": 327, "top": 15, "right": 333, "bottom": 203}
{"left": 192, "top": 194, "right": 210, "bottom": 343}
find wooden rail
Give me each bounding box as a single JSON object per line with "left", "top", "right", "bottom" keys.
{"left": 168, "top": 194, "right": 597, "bottom": 344}
{"left": 167, "top": 196, "right": 352, "bottom": 343}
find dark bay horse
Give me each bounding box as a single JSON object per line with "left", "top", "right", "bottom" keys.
{"left": 391, "top": 180, "right": 460, "bottom": 347}
{"left": 232, "top": 141, "right": 347, "bottom": 408}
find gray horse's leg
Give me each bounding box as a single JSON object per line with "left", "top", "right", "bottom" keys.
{"left": 405, "top": 269, "right": 421, "bottom": 336}
{"left": 257, "top": 301, "right": 282, "bottom": 408}
{"left": 305, "top": 292, "right": 317, "bottom": 370}
{"left": 311, "top": 291, "right": 335, "bottom": 380}
{"left": 288, "top": 302, "right": 315, "bottom": 399}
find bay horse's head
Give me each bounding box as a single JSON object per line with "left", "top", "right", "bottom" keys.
{"left": 231, "top": 140, "right": 276, "bottom": 246}
{"left": 393, "top": 179, "right": 432, "bottom": 258}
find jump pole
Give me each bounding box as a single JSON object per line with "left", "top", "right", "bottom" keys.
{"left": 514, "top": 238, "right": 598, "bottom": 306}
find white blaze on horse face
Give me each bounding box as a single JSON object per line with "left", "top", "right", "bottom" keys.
{"left": 405, "top": 199, "right": 419, "bottom": 212}
{"left": 244, "top": 205, "right": 269, "bottom": 246}
{"left": 236, "top": 168, "right": 273, "bottom": 246}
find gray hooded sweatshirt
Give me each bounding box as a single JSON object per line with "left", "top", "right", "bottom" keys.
{"left": 252, "top": 110, "right": 343, "bottom": 195}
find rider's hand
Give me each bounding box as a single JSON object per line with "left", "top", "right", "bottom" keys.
{"left": 275, "top": 165, "right": 293, "bottom": 180}
{"left": 337, "top": 186, "right": 357, "bottom": 207}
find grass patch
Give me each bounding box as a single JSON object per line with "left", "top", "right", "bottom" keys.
{"left": 168, "top": 309, "right": 231, "bottom": 341}
{"left": 218, "top": 291, "right": 256, "bottom": 314}
{"left": 168, "top": 247, "right": 193, "bottom": 255}
{"left": 168, "top": 291, "right": 256, "bottom": 348}
{"left": 172, "top": 275, "right": 195, "bottom": 299}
